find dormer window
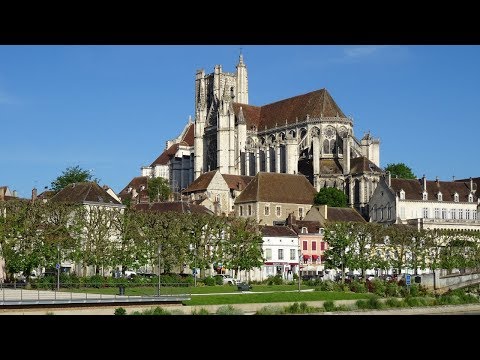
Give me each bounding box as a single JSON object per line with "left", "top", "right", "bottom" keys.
{"left": 454, "top": 193, "right": 459, "bottom": 202}
{"left": 437, "top": 192, "right": 443, "bottom": 201}
{"left": 301, "top": 227, "right": 308, "bottom": 234}
{"left": 422, "top": 191, "right": 428, "bottom": 201}
{"left": 468, "top": 194, "right": 473, "bottom": 203}
{"left": 399, "top": 190, "right": 405, "bottom": 200}
{"left": 319, "top": 228, "right": 325, "bottom": 236}
{"left": 127, "top": 186, "right": 132, "bottom": 193}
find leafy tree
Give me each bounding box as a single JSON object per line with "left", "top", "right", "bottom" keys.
{"left": 384, "top": 163, "right": 416, "bottom": 179}
{"left": 147, "top": 177, "right": 171, "bottom": 202}
{"left": 221, "top": 217, "right": 264, "bottom": 281}
{"left": 323, "top": 222, "right": 355, "bottom": 283}
{"left": 314, "top": 187, "right": 347, "bottom": 207}
{"left": 51, "top": 165, "right": 98, "bottom": 193}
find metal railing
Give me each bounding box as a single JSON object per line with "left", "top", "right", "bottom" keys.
{"left": 0, "top": 282, "right": 191, "bottom": 306}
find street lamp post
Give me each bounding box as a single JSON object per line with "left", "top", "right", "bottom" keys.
{"left": 157, "top": 243, "right": 161, "bottom": 296}
{"left": 190, "top": 243, "right": 197, "bottom": 287}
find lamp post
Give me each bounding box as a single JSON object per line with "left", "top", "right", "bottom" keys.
{"left": 157, "top": 243, "right": 161, "bottom": 296}
{"left": 57, "top": 243, "right": 60, "bottom": 291}
{"left": 298, "top": 244, "right": 301, "bottom": 293}
{"left": 190, "top": 243, "right": 197, "bottom": 287}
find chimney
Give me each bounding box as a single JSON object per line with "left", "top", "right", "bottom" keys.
{"left": 12, "top": 190, "right": 17, "bottom": 198}
{"left": 470, "top": 177, "right": 474, "bottom": 193}
{"left": 387, "top": 171, "right": 391, "bottom": 187}
{"left": 32, "top": 188, "right": 38, "bottom": 201}
{"left": 422, "top": 175, "right": 427, "bottom": 191}
{"left": 435, "top": 176, "right": 439, "bottom": 184}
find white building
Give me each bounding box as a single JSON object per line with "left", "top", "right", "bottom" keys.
{"left": 369, "top": 173, "right": 480, "bottom": 231}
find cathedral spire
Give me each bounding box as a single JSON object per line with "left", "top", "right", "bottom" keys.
{"left": 235, "top": 51, "right": 249, "bottom": 104}
{"left": 238, "top": 106, "right": 246, "bottom": 124}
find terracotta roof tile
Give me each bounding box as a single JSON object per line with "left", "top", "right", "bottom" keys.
{"left": 390, "top": 178, "right": 478, "bottom": 202}
{"left": 326, "top": 207, "right": 366, "bottom": 223}
{"left": 134, "top": 201, "right": 213, "bottom": 215}
{"left": 150, "top": 143, "right": 179, "bottom": 167}
{"left": 221, "top": 174, "right": 254, "bottom": 191}
{"left": 233, "top": 89, "right": 346, "bottom": 130}
{"left": 183, "top": 171, "right": 217, "bottom": 193}
{"left": 235, "top": 172, "right": 316, "bottom": 204}
{"left": 50, "top": 182, "right": 122, "bottom": 205}
{"left": 261, "top": 225, "right": 298, "bottom": 237}
{"left": 350, "top": 157, "right": 382, "bottom": 174}
{"left": 182, "top": 123, "right": 194, "bottom": 146}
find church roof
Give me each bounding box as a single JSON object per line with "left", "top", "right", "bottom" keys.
{"left": 235, "top": 172, "right": 316, "bottom": 205}
{"left": 134, "top": 201, "right": 214, "bottom": 215}
{"left": 390, "top": 178, "right": 477, "bottom": 202}
{"left": 320, "top": 159, "right": 343, "bottom": 175}
{"left": 232, "top": 88, "right": 346, "bottom": 130}
{"left": 261, "top": 225, "right": 298, "bottom": 237}
{"left": 350, "top": 156, "right": 382, "bottom": 174}
{"left": 149, "top": 123, "right": 194, "bottom": 166}
{"left": 50, "top": 182, "right": 122, "bottom": 205}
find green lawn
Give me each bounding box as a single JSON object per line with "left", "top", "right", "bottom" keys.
{"left": 60, "top": 283, "right": 371, "bottom": 305}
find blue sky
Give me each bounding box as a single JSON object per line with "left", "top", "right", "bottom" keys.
{"left": 1, "top": 45, "right": 479, "bottom": 198}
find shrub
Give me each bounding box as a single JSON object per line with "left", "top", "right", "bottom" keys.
{"left": 371, "top": 279, "right": 386, "bottom": 297}
{"left": 315, "top": 280, "right": 336, "bottom": 292}
{"left": 216, "top": 305, "right": 243, "bottom": 315}
{"left": 385, "top": 281, "right": 401, "bottom": 297}
{"left": 256, "top": 306, "right": 285, "bottom": 315}
{"left": 355, "top": 299, "right": 369, "bottom": 309}
{"left": 266, "top": 274, "right": 284, "bottom": 285}
{"left": 349, "top": 280, "right": 367, "bottom": 293}
{"left": 114, "top": 307, "right": 127, "bottom": 315}
{"left": 323, "top": 300, "right": 336, "bottom": 312}
{"left": 214, "top": 276, "right": 223, "bottom": 286}
{"left": 191, "top": 307, "right": 210, "bottom": 315}
{"left": 385, "top": 298, "right": 404, "bottom": 308}
{"left": 367, "top": 296, "right": 384, "bottom": 309}
{"left": 202, "top": 276, "right": 216, "bottom": 286}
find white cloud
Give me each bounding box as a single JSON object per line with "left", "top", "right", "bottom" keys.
{"left": 344, "top": 46, "right": 380, "bottom": 59}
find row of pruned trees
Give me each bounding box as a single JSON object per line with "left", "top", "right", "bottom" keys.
{"left": 323, "top": 222, "right": 480, "bottom": 282}
{"left": 0, "top": 200, "right": 264, "bottom": 281}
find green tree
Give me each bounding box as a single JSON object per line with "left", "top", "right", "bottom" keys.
{"left": 314, "top": 187, "right": 347, "bottom": 207}
{"left": 147, "top": 177, "right": 171, "bottom": 202}
{"left": 384, "top": 163, "right": 416, "bottom": 179}
{"left": 323, "top": 222, "right": 355, "bottom": 283}
{"left": 51, "top": 165, "right": 98, "bottom": 193}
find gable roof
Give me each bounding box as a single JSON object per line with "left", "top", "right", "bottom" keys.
{"left": 50, "top": 182, "right": 122, "bottom": 205}
{"left": 390, "top": 178, "right": 477, "bottom": 202}
{"left": 261, "top": 225, "right": 298, "bottom": 237}
{"left": 221, "top": 174, "right": 254, "bottom": 191}
{"left": 232, "top": 88, "right": 346, "bottom": 130}
{"left": 326, "top": 207, "right": 366, "bottom": 223}
{"left": 304, "top": 205, "right": 365, "bottom": 225}
{"left": 150, "top": 123, "right": 194, "bottom": 167}
{"left": 134, "top": 201, "right": 214, "bottom": 215}
{"left": 235, "top": 172, "right": 316, "bottom": 204}
{"left": 183, "top": 171, "right": 217, "bottom": 193}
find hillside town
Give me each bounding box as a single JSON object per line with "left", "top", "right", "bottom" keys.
{"left": 1, "top": 55, "right": 480, "bottom": 287}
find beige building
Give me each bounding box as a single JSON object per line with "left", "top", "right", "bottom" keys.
{"left": 182, "top": 170, "right": 253, "bottom": 216}
{"left": 369, "top": 173, "right": 480, "bottom": 231}
{"left": 234, "top": 172, "right": 317, "bottom": 225}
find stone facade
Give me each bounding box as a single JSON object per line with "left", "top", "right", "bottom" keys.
{"left": 193, "top": 55, "right": 383, "bottom": 218}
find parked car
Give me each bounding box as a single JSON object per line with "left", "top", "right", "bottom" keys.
{"left": 215, "top": 274, "right": 237, "bottom": 285}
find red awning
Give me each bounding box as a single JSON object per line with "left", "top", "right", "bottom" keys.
{"left": 303, "top": 254, "right": 310, "bottom": 259}
{"left": 312, "top": 255, "right": 319, "bottom": 260}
